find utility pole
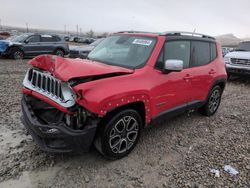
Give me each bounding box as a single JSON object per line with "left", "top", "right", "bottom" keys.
{"left": 0, "top": 19, "right": 2, "bottom": 31}
{"left": 26, "top": 23, "right": 29, "bottom": 33}
{"left": 80, "top": 28, "right": 82, "bottom": 37}
{"left": 76, "top": 24, "right": 79, "bottom": 37}
{"left": 64, "top": 25, "right": 66, "bottom": 34}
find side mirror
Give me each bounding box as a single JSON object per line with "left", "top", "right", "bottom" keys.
{"left": 24, "top": 40, "right": 29, "bottom": 44}
{"left": 163, "top": 59, "right": 183, "bottom": 73}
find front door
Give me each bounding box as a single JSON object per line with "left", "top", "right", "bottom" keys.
{"left": 23, "top": 35, "right": 41, "bottom": 56}
{"left": 152, "top": 40, "right": 193, "bottom": 115}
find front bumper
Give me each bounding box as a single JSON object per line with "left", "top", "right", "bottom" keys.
{"left": 226, "top": 64, "right": 250, "bottom": 75}
{"left": 21, "top": 96, "right": 97, "bottom": 153}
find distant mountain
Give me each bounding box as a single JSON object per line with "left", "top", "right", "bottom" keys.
{"left": 215, "top": 34, "right": 242, "bottom": 47}
{"left": 242, "top": 37, "right": 250, "bottom": 41}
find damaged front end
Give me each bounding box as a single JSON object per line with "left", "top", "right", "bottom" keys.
{"left": 21, "top": 67, "right": 99, "bottom": 153}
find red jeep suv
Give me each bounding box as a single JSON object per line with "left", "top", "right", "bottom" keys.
{"left": 21, "top": 31, "right": 227, "bottom": 159}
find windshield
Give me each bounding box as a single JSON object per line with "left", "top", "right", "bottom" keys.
{"left": 237, "top": 42, "right": 250, "bottom": 51}
{"left": 90, "top": 38, "right": 104, "bottom": 46}
{"left": 7, "top": 34, "right": 29, "bottom": 42}
{"left": 88, "top": 35, "right": 156, "bottom": 68}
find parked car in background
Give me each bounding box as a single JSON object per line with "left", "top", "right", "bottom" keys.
{"left": 69, "top": 38, "right": 104, "bottom": 58}
{"left": 85, "top": 38, "right": 95, "bottom": 44}
{"left": 77, "top": 37, "right": 87, "bottom": 43}
{"left": 222, "top": 47, "right": 231, "bottom": 57}
{"left": 64, "top": 35, "right": 70, "bottom": 41}
{"left": 0, "top": 31, "right": 11, "bottom": 40}
{"left": 0, "top": 33, "right": 69, "bottom": 59}
{"left": 224, "top": 41, "right": 250, "bottom": 77}
{"left": 21, "top": 31, "right": 227, "bottom": 159}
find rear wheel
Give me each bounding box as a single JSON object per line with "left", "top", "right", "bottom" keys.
{"left": 55, "top": 49, "right": 65, "bottom": 57}
{"left": 199, "top": 86, "right": 222, "bottom": 116}
{"left": 94, "top": 109, "right": 142, "bottom": 160}
{"left": 11, "top": 48, "right": 24, "bottom": 60}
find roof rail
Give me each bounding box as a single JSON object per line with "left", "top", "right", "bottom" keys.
{"left": 116, "top": 30, "right": 159, "bottom": 34}
{"left": 161, "top": 31, "right": 215, "bottom": 40}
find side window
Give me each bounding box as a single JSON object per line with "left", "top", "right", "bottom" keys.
{"left": 27, "top": 35, "right": 40, "bottom": 43}
{"left": 190, "top": 41, "right": 210, "bottom": 67}
{"left": 210, "top": 43, "right": 217, "bottom": 61}
{"left": 164, "top": 41, "right": 191, "bottom": 68}
{"left": 41, "top": 35, "right": 57, "bottom": 42}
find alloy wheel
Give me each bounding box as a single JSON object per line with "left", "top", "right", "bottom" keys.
{"left": 109, "top": 116, "right": 139, "bottom": 154}
{"left": 208, "top": 89, "right": 221, "bottom": 113}
{"left": 14, "top": 51, "right": 23, "bottom": 59}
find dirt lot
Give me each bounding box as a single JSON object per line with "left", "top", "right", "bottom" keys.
{"left": 0, "top": 58, "right": 249, "bottom": 188}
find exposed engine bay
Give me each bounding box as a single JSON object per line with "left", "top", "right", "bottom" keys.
{"left": 24, "top": 95, "right": 98, "bottom": 130}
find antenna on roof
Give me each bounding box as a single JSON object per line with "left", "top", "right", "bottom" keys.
{"left": 193, "top": 29, "right": 196, "bottom": 36}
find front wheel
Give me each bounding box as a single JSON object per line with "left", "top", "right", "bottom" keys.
{"left": 199, "top": 86, "right": 222, "bottom": 116}
{"left": 94, "top": 109, "right": 142, "bottom": 160}
{"left": 55, "top": 49, "right": 65, "bottom": 57}
{"left": 11, "top": 48, "right": 24, "bottom": 60}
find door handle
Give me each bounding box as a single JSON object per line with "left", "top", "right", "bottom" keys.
{"left": 183, "top": 74, "right": 192, "bottom": 81}
{"left": 209, "top": 69, "right": 216, "bottom": 75}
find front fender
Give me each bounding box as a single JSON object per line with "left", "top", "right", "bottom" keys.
{"left": 76, "top": 92, "right": 152, "bottom": 124}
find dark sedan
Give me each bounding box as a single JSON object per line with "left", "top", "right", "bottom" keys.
{"left": 69, "top": 38, "right": 104, "bottom": 59}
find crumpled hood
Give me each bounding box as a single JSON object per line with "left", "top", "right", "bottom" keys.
{"left": 225, "top": 51, "right": 250, "bottom": 59}
{"left": 29, "top": 55, "right": 134, "bottom": 82}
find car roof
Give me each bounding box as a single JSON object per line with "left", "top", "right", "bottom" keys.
{"left": 116, "top": 31, "right": 216, "bottom": 41}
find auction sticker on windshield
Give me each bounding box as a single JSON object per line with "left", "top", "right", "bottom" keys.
{"left": 132, "top": 39, "right": 152, "bottom": 46}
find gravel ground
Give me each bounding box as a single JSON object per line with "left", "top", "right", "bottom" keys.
{"left": 0, "top": 58, "right": 249, "bottom": 188}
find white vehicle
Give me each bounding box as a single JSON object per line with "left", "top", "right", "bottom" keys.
{"left": 224, "top": 41, "right": 250, "bottom": 77}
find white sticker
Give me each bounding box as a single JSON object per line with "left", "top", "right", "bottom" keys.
{"left": 132, "top": 39, "right": 152, "bottom": 46}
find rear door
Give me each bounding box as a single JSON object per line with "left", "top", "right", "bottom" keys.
{"left": 22, "top": 35, "right": 41, "bottom": 56}
{"left": 40, "top": 35, "right": 58, "bottom": 54}
{"left": 188, "top": 41, "right": 217, "bottom": 102}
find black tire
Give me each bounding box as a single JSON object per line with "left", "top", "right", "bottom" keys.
{"left": 11, "top": 47, "right": 24, "bottom": 60}
{"left": 94, "top": 109, "right": 142, "bottom": 160}
{"left": 55, "top": 49, "right": 65, "bottom": 57}
{"left": 227, "top": 73, "right": 232, "bottom": 80}
{"left": 199, "top": 86, "right": 222, "bottom": 116}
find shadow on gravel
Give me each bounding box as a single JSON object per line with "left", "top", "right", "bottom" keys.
{"left": 23, "top": 112, "right": 191, "bottom": 169}
{"left": 227, "top": 75, "right": 250, "bottom": 85}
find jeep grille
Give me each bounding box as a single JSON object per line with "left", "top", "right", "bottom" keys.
{"left": 23, "top": 69, "right": 76, "bottom": 108}
{"left": 231, "top": 58, "right": 250, "bottom": 66}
